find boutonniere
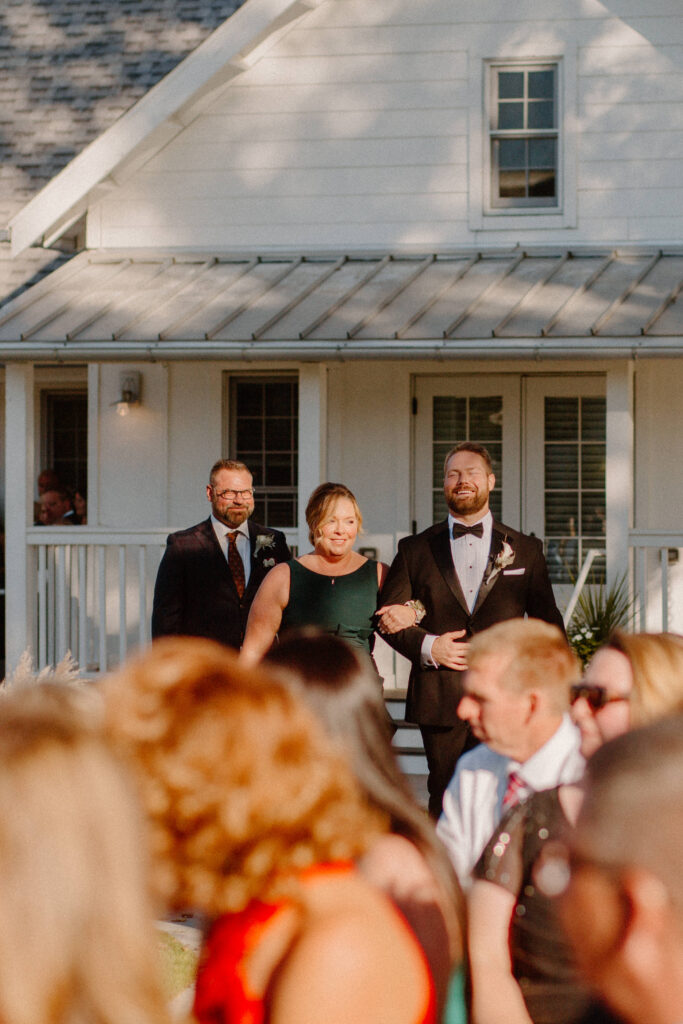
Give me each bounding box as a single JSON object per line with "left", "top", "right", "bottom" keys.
{"left": 485, "top": 539, "right": 515, "bottom": 585}
{"left": 262, "top": 557, "right": 276, "bottom": 569}
{"left": 254, "top": 534, "right": 275, "bottom": 557}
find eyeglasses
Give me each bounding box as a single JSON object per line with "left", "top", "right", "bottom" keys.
{"left": 569, "top": 683, "right": 631, "bottom": 712}
{"left": 211, "top": 488, "right": 254, "bottom": 502}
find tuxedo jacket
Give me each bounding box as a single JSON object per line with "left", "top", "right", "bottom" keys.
{"left": 152, "top": 518, "right": 290, "bottom": 650}
{"left": 379, "top": 519, "right": 565, "bottom": 726}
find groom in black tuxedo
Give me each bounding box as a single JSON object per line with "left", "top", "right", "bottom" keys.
{"left": 378, "top": 441, "right": 565, "bottom": 816}
{"left": 152, "top": 459, "right": 290, "bottom": 650}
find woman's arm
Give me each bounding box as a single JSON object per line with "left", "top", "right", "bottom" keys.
{"left": 468, "top": 880, "right": 534, "bottom": 1024}
{"left": 239, "top": 563, "right": 290, "bottom": 666}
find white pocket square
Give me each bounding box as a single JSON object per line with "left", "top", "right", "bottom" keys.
{"left": 503, "top": 568, "right": 525, "bottom": 575}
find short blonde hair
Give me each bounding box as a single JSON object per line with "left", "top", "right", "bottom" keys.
{"left": 468, "top": 618, "right": 577, "bottom": 713}
{"left": 105, "top": 638, "right": 385, "bottom": 917}
{"left": 0, "top": 685, "right": 168, "bottom": 1024}
{"left": 605, "top": 630, "right": 683, "bottom": 726}
{"left": 305, "top": 482, "right": 363, "bottom": 546}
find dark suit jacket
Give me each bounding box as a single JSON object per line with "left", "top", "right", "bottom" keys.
{"left": 379, "top": 519, "right": 565, "bottom": 726}
{"left": 151, "top": 518, "right": 290, "bottom": 650}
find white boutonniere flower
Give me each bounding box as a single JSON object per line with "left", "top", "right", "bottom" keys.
{"left": 254, "top": 534, "right": 275, "bottom": 557}
{"left": 263, "top": 557, "right": 276, "bottom": 569}
{"left": 486, "top": 540, "right": 515, "bottom": 585}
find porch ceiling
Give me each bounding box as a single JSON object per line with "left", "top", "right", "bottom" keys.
{"left": 1, "top": 247, "right": 683, "bottom": 360}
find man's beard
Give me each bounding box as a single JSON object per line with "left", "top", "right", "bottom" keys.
{"left": 446, "top": 488, "right": 488, "bottom": 517}
{"left": 213, "top": 504, "right": 253, "bottom": 528}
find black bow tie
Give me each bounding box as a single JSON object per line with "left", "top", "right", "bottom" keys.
{"left": 452, "top": 521, "right": 484, "bottom": 539}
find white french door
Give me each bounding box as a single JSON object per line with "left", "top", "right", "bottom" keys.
{"left": 413, "top": 373, "right": 606, "bottom": 609}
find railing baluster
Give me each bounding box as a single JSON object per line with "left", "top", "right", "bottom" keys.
{"left": 661, "top": 548, "right": 669, "bottom": 632}
{"left": 119, "top": 546, "right": 127, "bottom": 664}
{"left": 78, "top": 546, "right": 87, "bottom": 671}
{"left": 47, "top": 547, "right": 55, "bottom": 667}
{"left": 638, "top": 547, "right": 647, "bottom": 630}
{"left": 138, "top": 546, "right": 147, "bottom": 650}
{"left": 38, "top": 545, "right": 48, "bottom": 669}
{"left": 98, "top": 546, "right": 107, "bottom": 673}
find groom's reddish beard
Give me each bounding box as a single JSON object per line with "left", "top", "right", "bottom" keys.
{"left": 445, "top": 484, "right": 489, "bottom": 517}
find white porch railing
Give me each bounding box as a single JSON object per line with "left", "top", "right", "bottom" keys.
{"left": 24, "top": 528, "right": 683, "bottom": 676}
{"left": 629, "top": 530, "right": 683, "bottom": 632}
{"left": 26, "top": 526, "right": 302, "bottom": 673}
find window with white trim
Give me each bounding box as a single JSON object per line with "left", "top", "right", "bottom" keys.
{"left": 229, "top": 376, "right": 298, "bottom": 529}
{"left": 489, "top": 63, "right": 559, "bottom": 209}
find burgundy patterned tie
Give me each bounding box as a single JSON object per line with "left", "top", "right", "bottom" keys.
{"left": 227, "top": 530, "right": 246, "bottom": 598}
{"left": 502, "top": 770, "right": 529, "bottom": 811}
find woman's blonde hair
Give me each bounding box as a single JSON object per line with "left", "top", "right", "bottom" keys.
{"left": 606, "top": 629, "right": 683, "bottom": 726}
{"left": 0, "top": 684, "right": 169, "bottom": 1024}
{"left": 105, "top": 638, "right": 385, "bottom": 917}
{"left": 305, "top": 482, "right": 363, "bottom": 546}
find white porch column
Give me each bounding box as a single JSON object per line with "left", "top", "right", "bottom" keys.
{"left": 297, "top": 365, "right": 327, "bottom": 553}
{"left": 4, "top": 363, "right": 35, "bottom": 672}
{"left": 605, "top": 361, "right": 634, "bottom": 585}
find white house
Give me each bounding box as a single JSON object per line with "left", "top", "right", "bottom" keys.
{"left": 2, "top": 0, "right": 683, "bottom": 678}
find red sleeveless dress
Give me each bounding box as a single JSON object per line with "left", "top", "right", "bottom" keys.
{"left": 193, "top": 863, "right": 436, "bottom": 1024}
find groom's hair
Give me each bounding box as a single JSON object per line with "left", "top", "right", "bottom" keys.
{"left": 443, "top": 441, "right": 493, "bottom": 475}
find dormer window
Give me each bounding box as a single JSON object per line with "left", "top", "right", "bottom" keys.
{"left": 489, "top": 63, "right": 559, "bottom": 209}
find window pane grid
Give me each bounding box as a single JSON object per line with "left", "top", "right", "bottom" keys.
{"left": 231, "top": 378, "right": 298, "bottom": 528}
{"left": 490, "top": 64, "right": 558, "bottom": 208}
{"left": 544, "top": 397, "right": 605, "bottom": 585}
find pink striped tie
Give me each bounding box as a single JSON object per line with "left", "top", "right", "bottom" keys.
{"left": 502, "top": 770, "right": 529, "bottom": 811}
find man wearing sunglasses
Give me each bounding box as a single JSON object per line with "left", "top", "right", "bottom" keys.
{"left": 152, "top": 459, "right": 290, "bottom": 649}
{"left": 561, "top": 715, "right": 683, "bottom": 1024}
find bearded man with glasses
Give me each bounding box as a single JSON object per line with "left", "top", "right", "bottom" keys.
{"left": 152, "top": 459, "right": 290, "bottom": 649}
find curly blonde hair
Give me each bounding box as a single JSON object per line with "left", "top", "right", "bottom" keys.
{"left": 105, "top": 638, "right": 385, "bottom": 916}
{"left": 305, "top": 482, "right": 363, "bottom": 546}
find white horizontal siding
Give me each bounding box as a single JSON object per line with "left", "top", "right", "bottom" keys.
{"left": 93, "top": 0, "right": 683, "bottom": 253}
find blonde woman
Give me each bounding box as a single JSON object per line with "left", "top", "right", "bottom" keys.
{"left": 105, "top": 638, "right": 438, "bottom": 1024}
{"left": 241, "top": 481, "right": 410, "bottom": 666}
{"left": 0, "top": 684, "right": 170, "bottom": 1024}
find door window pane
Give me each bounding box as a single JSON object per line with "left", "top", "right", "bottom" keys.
{"left": 230, "top": 378, "right": 298, "bottom": 528}
{"left": 544, "top": 396, "right": 605, "bottom": 584}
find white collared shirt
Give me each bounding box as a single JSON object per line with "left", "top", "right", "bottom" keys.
{"left": 421, "top": 510, "right": 493, "bottom": 666}
{"left": 436, "top": 714, "right": 585, "bottom": 887}
{"left": 211, "top": 515, "right": 251, "bottom": 586}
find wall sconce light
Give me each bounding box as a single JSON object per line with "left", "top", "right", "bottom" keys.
{"left": 112, "top": 371, "right": 141, "bottom": 417}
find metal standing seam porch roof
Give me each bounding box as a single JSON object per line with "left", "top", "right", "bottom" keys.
{"left": 1, "top": 248, "right": 682, "bottom": 361}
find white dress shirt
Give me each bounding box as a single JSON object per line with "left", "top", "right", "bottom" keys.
{"left": 211, "top": 515, "right": 251, "bottom": 586}
{"left": 436, "top": 714, "right": 585, "bottom": 887}
{"left": 421, "top": 510, "right": 493, "bottom": 666}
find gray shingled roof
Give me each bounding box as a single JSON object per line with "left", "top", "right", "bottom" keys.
{"left": 0, "top": 0, "right": 247, "bottom": 226}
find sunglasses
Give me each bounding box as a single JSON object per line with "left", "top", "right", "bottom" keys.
{"left": 570, "top": 683, "right": 631, "bottom": 711}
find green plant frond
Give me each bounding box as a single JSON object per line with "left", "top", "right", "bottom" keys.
{"left": 568, "top": 572, "right": 635, "bottom": 665}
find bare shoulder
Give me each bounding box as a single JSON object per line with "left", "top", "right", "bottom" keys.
{"left": 270, "top": 881, "right": 431, "bottom": 1024}
{"left": 360, "top": 834, "right": 440, "bottom": 901}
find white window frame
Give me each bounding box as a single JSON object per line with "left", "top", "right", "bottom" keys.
{"left": 468, "top": 50, "right": 577, "bottom": 232}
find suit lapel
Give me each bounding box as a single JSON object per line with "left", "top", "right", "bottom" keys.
{"left": 472, "top": 522, "right": 507, "bottom": 616}
{"left": 243, "top": 521, "right": 266, "bottom": 599}
{"left": 428, "top": 522, "right": 469, "bottom": 616}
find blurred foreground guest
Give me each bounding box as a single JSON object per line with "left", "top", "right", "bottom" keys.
{"left": 106, "top": 638, "right": 437, "bottom": 1024}
{"left": 266, "top": 629, "right": 466, "bottom": 1022}
{"left": 561, "top": 715, "right": 683, "bottom": 1024}
{"left": 468, "top": 630, "right": 683, "bottom": 1024}
{"left": 0, "top": 684, "right": 170, "bottom": 1024}
{"left": 437, "top": 618, "right": 583, "bottom": 886}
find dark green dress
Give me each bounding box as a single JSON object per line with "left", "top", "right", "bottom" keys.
{"left": 280, "top": 558, "right": 378, "bottom": 654}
